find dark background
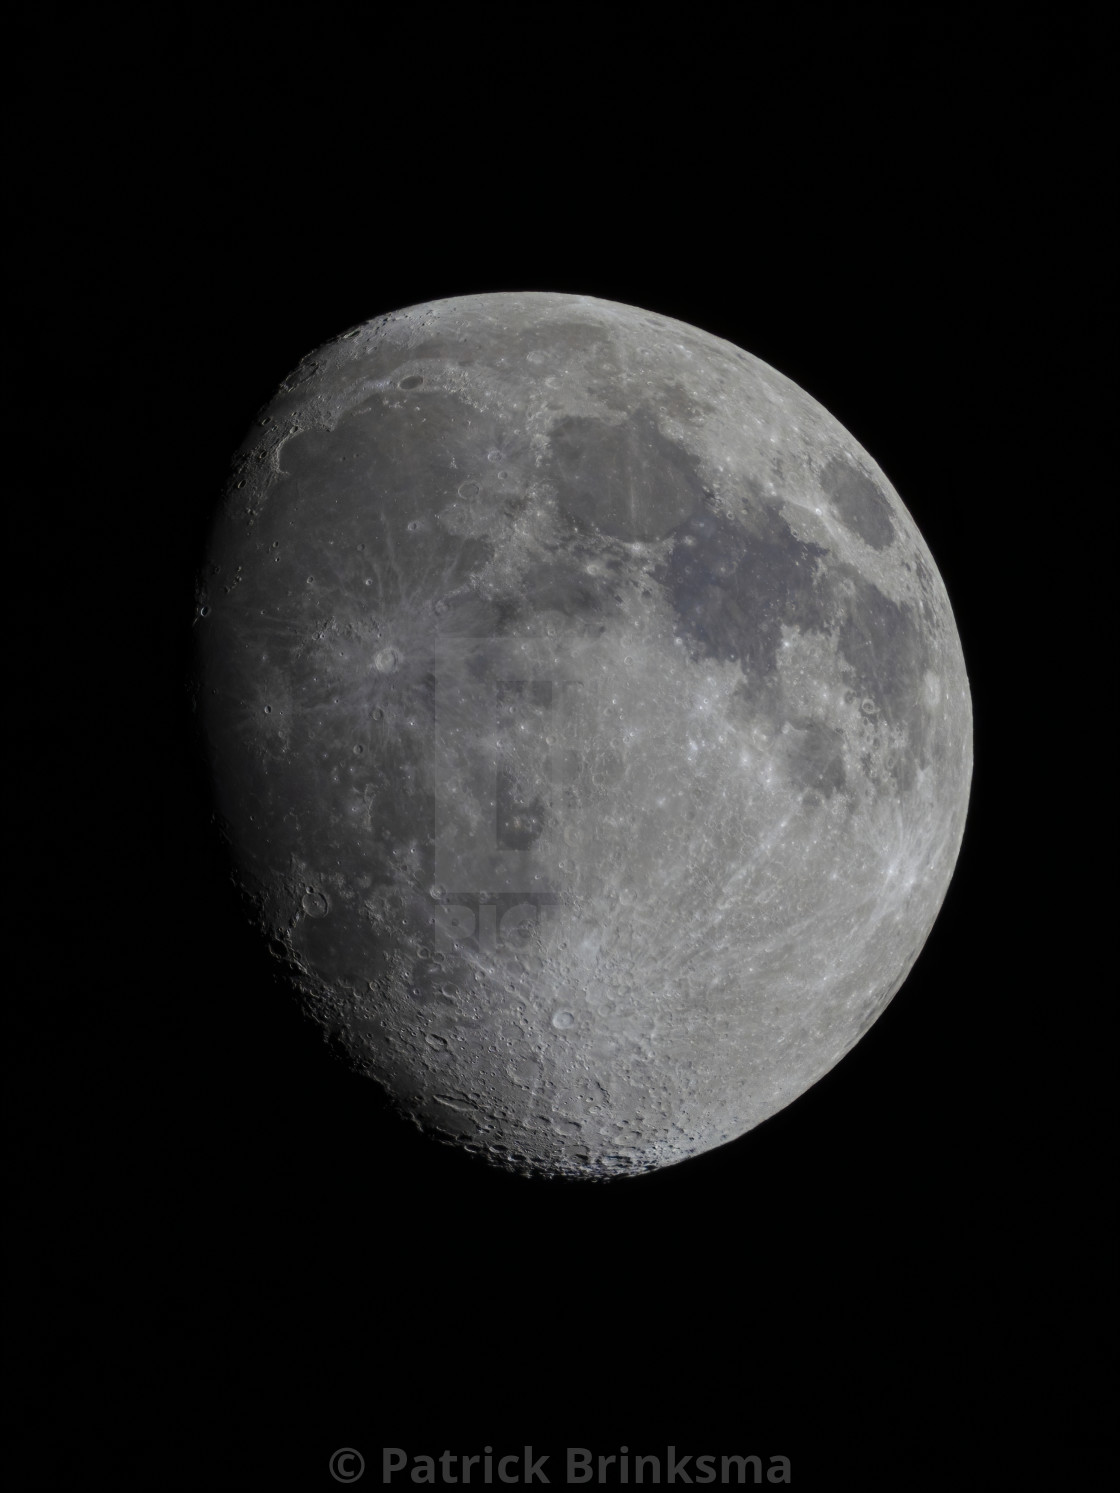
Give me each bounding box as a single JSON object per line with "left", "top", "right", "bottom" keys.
{"left": 12, "top": 7, "right": 1110, "bottom": 1491}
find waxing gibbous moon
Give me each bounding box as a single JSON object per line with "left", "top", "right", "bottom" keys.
{"left": 194, "top": 292, "right": 971, "bottom": 1179}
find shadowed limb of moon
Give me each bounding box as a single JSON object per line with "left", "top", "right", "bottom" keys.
{"left": 195, "top": 291, "right": 971, "bottom": 1180}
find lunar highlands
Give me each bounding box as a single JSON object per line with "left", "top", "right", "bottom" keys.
{"left": 195, "top": 292, "right": 971, "bottom": 1179}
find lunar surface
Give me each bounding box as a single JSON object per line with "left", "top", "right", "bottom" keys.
{"left": 194, "top": 292, "right": 971, "bottom": 1179}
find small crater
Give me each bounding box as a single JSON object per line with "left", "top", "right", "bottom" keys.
{"left": 458, "top": 481, "right": 480, "bottom": 498}
{"left": 374, "top": 646, "right": 402, "bottom": 673}
{"left": 399, "top": 375, "right": 424, "bottom": 390}
{"left": 301, "top": 889, "right": 328, "bottom": 917}
{"left": 552, "top": 1010, "right": 575, "bottom": 1029}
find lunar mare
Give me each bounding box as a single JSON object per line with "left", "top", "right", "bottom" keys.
{"left": 195, "top": 292, "right": 971, "bottom": 1179}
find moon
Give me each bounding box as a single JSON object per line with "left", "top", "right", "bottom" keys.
{"left": 194, "top": 291, "right": 971, "bottom": 1179}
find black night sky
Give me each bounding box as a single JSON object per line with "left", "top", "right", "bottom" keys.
{"left": 12, "top": 9, "right": 1110, "bottom": 1491}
